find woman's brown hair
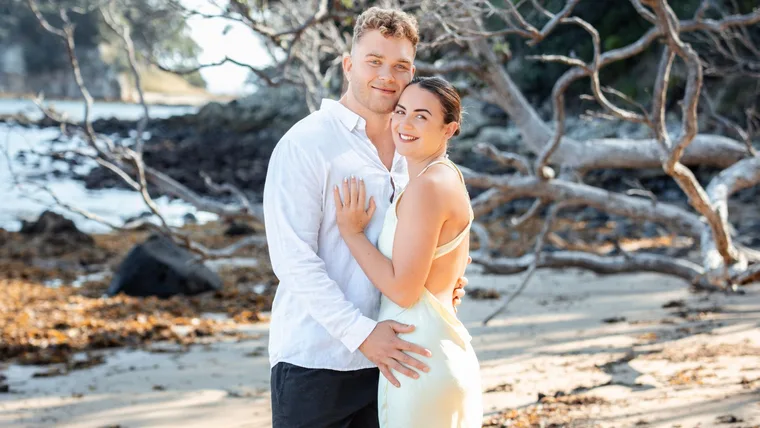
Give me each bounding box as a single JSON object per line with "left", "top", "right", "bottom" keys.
{"left": 409, "top": 76, "right": 462, "bottom": 136}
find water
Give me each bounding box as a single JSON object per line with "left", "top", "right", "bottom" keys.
{"left": 0, "top": 98, "right": 196, "bottom": 122}
{"left": 0, "top": 98, "right": 218, "bottom": 233}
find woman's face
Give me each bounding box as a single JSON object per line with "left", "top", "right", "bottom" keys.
{"left": 391, "top": 84, "right": 458, "bottom": 161}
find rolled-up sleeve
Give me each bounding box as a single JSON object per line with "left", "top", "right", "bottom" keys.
{"left": 263, "top": 138, "right": 377, "bottom": 353}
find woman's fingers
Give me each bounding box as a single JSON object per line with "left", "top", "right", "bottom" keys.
{"left": 338, "top": 177, "right": 373, "bottom": 216}
{"left": 342, "top": 178, "right": 350, "bottom": 208}
{"left": 358, "top": 178, "right": 366, "bottom": 209}
{"left": 350, "top": 177, "right": 359, "bottom": 207}
{"left": 368, "top": 196, "right": 376, "bottom": 218}
{"left": 332, "top": 185, "right": 343, "bottom": 208}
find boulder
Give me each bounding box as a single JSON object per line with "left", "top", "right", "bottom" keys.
{"left": 107, "top": 234, "right": 222, "bottom": 298}
{"left": 20, "top": 211, "right": 93, "bottom": 246}
{"left": 224, "top": 221, "right": 255, "bottom": 237}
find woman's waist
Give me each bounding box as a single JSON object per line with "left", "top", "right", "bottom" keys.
{"left": 379, "top": 288, "right": 457, "bottom": 319}
{"left": 378, "top": 294, "right": 472, "bottom": 345}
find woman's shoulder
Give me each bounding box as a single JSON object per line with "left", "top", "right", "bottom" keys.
{"left": 420, "top": 161, "right": 466, "bottom": 190}
{"left": 405, "top": 162, "right": 467, "bottom": 208}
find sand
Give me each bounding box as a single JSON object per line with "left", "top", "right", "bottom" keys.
{"left": 1, "top": 267, "right": 758, "bottom": 427}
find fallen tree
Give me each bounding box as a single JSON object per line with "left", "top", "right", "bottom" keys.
{"left": 13, "top": 0, "right": 760, "bottom": 295}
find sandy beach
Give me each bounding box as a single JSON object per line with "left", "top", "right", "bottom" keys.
{"left": 1, "top": 267, "right": 758, "bottom": 427}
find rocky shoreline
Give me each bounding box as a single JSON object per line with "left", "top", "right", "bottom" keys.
{"left": 0, "top": 213, "right": 275, "bottom": 367}
{"left": 4, "top": 86, "right": 760, "bottom": 260}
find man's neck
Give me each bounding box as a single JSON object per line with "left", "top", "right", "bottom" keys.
{"left": 339, "top": 95, "right": 392, "bottom": 143}
{"left": 339, "top": 95, "right": 396, "bottom": 169}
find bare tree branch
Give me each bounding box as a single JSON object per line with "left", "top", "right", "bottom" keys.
{"left": 154, "top": 56, "right": 297, "bottom": 87}
{"left": 473, "top": 143, "right": 531, "bottom": 175}
{"left": 483, "top": 200, "right": 570, "bottom": 325}
{"left": 471, "top": 188, "right": 512, "bottom": 218}
{"left": 24, "top": 0, "right": 267, "bottom": 263}
{"left": 473, "top": 251, "right": 718, "bottom": 291}
{"left": 201, "top": 171, "right": 255, "bottom": 215}
{"left": 509, "top": 199, "right": 545, "bottom": 227}
{"left": 461, "top": 166, "right": 705, "bottom": 239}
{"left": 646, "top": 0, "right": 741, "bottom": 281}
{"left": 414, "top": 58, "right": 483, "bottom": 75}
{"left": 101, "top": 2, "right": 149, "bottom": 153}
{"left": 733, "top": 263, "right": 760, "bottom": 285}
{"left": 702, "top": 156, "right": 760, "bottom": 283}
{"left": 28, "top": 0, "right": 103, "bottom": 156}
{"left": 703, "top": 91, "right": 757, "bottom": 157}
{"left": 187, "top": 235, "right": 267, "bottom": 260}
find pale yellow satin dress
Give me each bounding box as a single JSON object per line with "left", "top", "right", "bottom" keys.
{"left": 376, "top": 159, "right": 483, "bottom": 428}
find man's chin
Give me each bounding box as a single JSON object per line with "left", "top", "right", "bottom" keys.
{"left": 368, "top": 101, "right": 396, "bottom": 115}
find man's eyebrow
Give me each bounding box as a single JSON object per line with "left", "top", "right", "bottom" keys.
{"left": 366, "top": 53, "right": 412, "bottom": 64}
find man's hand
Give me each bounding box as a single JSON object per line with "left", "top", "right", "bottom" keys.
{"left": 452, "top": 256, "right": 472, "bottom": 310}
{"left": 358, "top": 320, "right": 431, "bottom": 388}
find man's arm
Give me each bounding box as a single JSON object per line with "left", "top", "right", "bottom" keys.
{"left": 263, "top": 139, "right": 376, "bottom": 352}
{"left": 264, "top": 139, "right": 431, "bottom": 386}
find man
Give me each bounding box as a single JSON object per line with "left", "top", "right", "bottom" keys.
{"left": 263, "top": 7, "right": 468, "bottom": 427}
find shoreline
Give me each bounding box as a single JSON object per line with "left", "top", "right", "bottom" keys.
{"left": 0, "top": 92, "right": 236, "bottom": 108}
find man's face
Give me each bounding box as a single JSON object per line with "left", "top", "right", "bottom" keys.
{"left": 344, "top": 30, "right": 416, "bottom": 115}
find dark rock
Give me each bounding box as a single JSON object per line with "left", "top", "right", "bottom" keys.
{"left": 79, "top": 85, "right": 309, "bottom": 198}
{"left": 468, "top": 287, "right": 501, "bottom": 300}
{"left": 662, "top": 300, "right": 685, "bottom": 309}
{"left": 224, "top": 222, "right": 255, "bottom": 237}
{"left": 20, "top": 211, "right": 94, "bottom": 246}
{"left": 107, "top": 234, "right": 222, "bottom": 298}
{"left": 123, "top": 211, "right": 153, "bottom": 224}
{"left": 182, "top": 213, "right": 198, "bottom": 225}
{"left": 715, "top": 415, "right": 742, "bottom": 424}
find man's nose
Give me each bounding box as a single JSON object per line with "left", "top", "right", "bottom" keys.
{"left": 377, "top": 65, "right": 395, "bottom": 82}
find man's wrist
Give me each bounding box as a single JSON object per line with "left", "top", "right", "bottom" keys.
{"left": 340, "top": 315, "right": 377, "bottom": 353}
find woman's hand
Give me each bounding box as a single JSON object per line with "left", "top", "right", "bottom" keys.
{"left": 333, "top": 176, "right": 376, "bottom": 236}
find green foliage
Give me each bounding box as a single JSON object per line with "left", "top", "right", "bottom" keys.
{"left": 2, "top": 1, "right": 101, "bottom": 73}
{"left": 1, "top": 0, "right": 206, "bottom": 89}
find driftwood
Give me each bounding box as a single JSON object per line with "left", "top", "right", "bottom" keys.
{"left": 17, "top": 1, "right": 760, "bottom": 308}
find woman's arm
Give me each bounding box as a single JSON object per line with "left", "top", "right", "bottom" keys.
{"left": 334, "top": 176, "right": 448, "bottom": 307}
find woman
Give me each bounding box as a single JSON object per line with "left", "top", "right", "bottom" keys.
{"left": 333, "top": 76, "right": 482, "bottom": 428}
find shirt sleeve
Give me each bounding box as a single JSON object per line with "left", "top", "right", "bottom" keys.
{"left": 263, "top": 138, "right": 377, "bottom": 353}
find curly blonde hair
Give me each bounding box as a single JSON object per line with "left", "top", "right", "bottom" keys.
{"left": 352, "top": 7, "right": 419, "bottom": 52}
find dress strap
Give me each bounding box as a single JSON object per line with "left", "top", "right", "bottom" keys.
{"left": 417, "top": 158, "right": 452, "bottom": 177}
{"left": 433, "top": 222, "right": 471, "bottom": 259}
{"left": 422, "top": 158, "right": 473, "bottom": 259}
{"left": 418, "top": 157, "right": 466, "bottom": 183}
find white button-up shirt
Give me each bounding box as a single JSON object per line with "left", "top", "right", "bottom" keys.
{"left": 263, "top": 99, "right": 409, "bottom": 371}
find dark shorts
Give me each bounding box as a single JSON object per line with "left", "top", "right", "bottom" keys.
{"left": 270, "top": 362, "right": 380, "bottom": 428}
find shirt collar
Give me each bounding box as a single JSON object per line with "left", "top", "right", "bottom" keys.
{"left": 320, "top": 99, "right": 367, "bottom": 132}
